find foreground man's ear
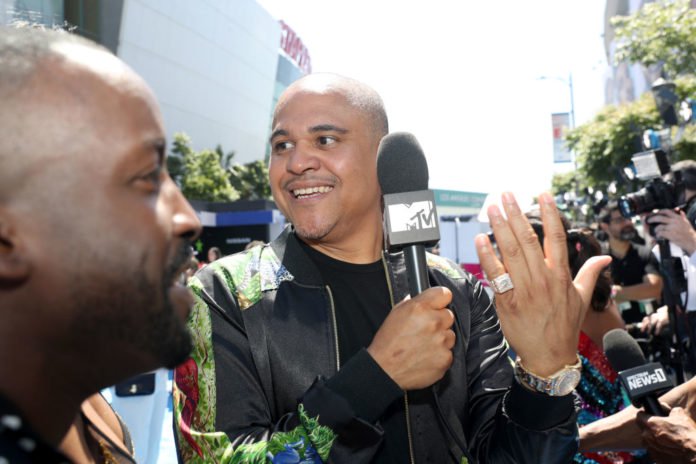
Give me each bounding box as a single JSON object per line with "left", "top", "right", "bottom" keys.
{"left": 0, "top": 213, "right": 31, "bottom": 286}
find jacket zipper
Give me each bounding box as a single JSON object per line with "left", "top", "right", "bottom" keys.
{"left": 381, "top": 254, "right": 416, "bottom": 464}
{"left": 325, "top": 286, "right": 341, "bottom": 370}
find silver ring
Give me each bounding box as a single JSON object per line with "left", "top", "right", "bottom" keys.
{"left": 490, "top": 273, "right": 514, "bottom": 294}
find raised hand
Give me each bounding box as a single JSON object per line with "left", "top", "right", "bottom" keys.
{"left": 368, "top": 287, "right": 455, "bottom": 390}
{"left": 474, "top": 192, "right": 611, "bottom": 377}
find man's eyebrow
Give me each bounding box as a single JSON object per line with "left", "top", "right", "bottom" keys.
{"left": 146, "top": 137, "right": 166, "bottom": 164}
{"left": 269, "top": 129, "right": 289, "bottom": 143}
{"left": 309, "top": 124, "right": 348, "bottom": 134}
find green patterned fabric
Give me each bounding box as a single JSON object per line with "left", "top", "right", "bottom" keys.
{"left": 173, "top": 246, "right": 335, "bottom": 463}
{"left": 426, "top": 253, "right": 466, "bottom": 279}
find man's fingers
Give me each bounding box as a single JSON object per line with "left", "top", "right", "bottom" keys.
{"left": 410, "top": 286, "right": 453, "bottom": 309}
{"left": 485, "top": 204, "right": 531, "bottom": 289}
{"left": 539, "top": 192, "right": 571, "bottom": 275}
{"left": 475, "top": 233, "right": 508, "bottom": 287}
{"left": 574, "top": 255, "right": 612, "bottom": 307}
{"left": 501, "top": 192, "right": 546, "bottom": 273}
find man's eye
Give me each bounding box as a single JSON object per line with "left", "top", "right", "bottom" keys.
{"left": 138, "top": 168, "right": 164, "bottom": 189}
{"left": 274, "top": 141, "right": 294, "bottom": 152}
{"left": 318, "top": 136, "right": 337, "bottom": 146}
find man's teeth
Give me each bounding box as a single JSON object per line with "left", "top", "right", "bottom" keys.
{"left": 293, "top": 186, "right": 333, "bottom": 197}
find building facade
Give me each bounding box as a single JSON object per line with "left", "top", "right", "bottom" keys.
{"left": 2, "top": 0, "right": 309, "bottom": 164}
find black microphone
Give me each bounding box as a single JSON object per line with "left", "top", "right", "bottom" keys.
{"left": 377, "top": 132, "right": 440, "bottom": 296}
{"left": 603, "top": 329, "right": 672, "bottom": 416}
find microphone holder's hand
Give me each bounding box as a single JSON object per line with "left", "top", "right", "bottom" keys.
{"left": 367, "top": 287, "right": 454, "bottom": 390}
{"left": 637, "top": 406, "right": 696, "bottom": 463}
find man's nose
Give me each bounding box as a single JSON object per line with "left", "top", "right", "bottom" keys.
{"left": 287, "top": 143, "right": 320, "bottom": 174}
{"left": 167, "top": 178, "right": 202, "bottom": 241}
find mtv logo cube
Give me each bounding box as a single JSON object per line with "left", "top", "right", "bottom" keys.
{"left": 383, "top": 190, "right": 440, "bottom": 249}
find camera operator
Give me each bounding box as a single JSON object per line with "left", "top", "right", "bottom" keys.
{"left": 599, "top": 201, "right": 663, "bottom": 324}
{"left": 645, "top": 160, "right": 696, "bottom": 368}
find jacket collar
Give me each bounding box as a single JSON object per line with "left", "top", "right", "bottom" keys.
{"left": 271, "top": 226, "right": 325, "bottom": 287}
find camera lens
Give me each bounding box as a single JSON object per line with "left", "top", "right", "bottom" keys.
{"left": 618, "top": 196, "right": 636, "bottom": 218}
{"left": 619, "top": 186, "right": 657, "bottom": 217}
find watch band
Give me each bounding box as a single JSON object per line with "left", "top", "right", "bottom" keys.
{"left": 514, "top": 355, "right": 582, "bottom": 396}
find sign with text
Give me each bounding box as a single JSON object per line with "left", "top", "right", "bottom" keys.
{"left": 618, "top": 363, "right": 673, "bottom": 400}
{"left": 552, "top": 112, "right": 571, "bottom": 163}
{"left": 280, "top": 20, "right": 312, "bottom": 74}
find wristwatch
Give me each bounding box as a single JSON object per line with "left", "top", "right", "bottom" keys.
{"left": 513, "top": 355, "right": 582, "bottom": 396}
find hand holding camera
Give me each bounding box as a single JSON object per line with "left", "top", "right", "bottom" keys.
{"left": 647, "top": 209, "right": 696, "bottom": 255}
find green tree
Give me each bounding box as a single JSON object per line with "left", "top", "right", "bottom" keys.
{"left": 612, "top": 0, "right": 696, "bottom": 79}
{"left": 214, "top": 144, "right": 272, "bottom": 201}
{"left": 562, "top": 79, "right": 696, "bottom": 197}
{"left": 168, "top": 133, "right": 239, "bottom": 202}
{"left": 228, "top": 160, "right": 272, "bottom": 200}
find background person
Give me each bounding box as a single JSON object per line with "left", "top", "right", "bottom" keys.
{"left": 0, "top": 27, "right": 201, "bottom": 462}
{"left": 206, "top": 246, "right": 222, "bottom": 263}
{"left": 647, "top": 160, "right": 696, "bottom": 371}
{"left": 599, "top": 202, "right": 662, "bottom": 324}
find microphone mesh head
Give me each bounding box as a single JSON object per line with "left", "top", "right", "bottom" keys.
{"left": 377, "top": 132, "right": 429, "bottom": 195}
{"left": 603, "top": 328, "right": 647, "bottom": 372}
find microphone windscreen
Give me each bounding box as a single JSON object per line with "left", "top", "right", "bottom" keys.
{"left": 377, "top": 132, "right": 429, "bottom": 195}
{"left": 603, "top": 328, "right": 647, "bottom": 372}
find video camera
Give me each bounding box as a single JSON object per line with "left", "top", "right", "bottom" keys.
{"left": 619, "top": 149, "right": 685, "bottom": 221}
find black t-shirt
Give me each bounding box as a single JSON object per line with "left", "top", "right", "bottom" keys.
{"left": 609, "top": 243, "right": 660, "bottom": 323}
{"left": 300, "top": 241, "right": 409, "bottom": 463}
{"left": 0, "top": 394, "right": 71, "bottom": 463}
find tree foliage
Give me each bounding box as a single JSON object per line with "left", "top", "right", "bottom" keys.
{"left": 563, "top": 92, "right": 660, "bottom": 194}
{"left": 562, "top": 77, "right": 696, "bottom": 196}
{"left": 168, "top": 133, "right": 239, "bottom": 202}
{"left": 228, "top": 160, "right": 272, "bottom": 200}
{"left": 612, "top": 0, "right": 696, "bottom": 79}
{"left": 167, "top": 133, "right": 273, "bottom": 202}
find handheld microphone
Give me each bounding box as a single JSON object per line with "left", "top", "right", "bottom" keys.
{"left": 377, "top": 132, "right": 440, "bottom": 296}
{"left": 603, "top": 329, "right": 672, "bottom": 416}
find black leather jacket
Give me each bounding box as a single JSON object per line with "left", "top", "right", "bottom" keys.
{"left": 173, "top": 228, "right": 579, "bottom": 463}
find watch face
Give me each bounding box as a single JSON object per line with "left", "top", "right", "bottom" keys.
{"left": 555, "top": 370, "right": 582, "bottom": 396}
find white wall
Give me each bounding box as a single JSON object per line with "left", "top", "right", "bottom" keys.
{"left": 439, "top": 220, "right": 490, "bottom": 265}
{"left": 118, "top": 0, "right": 280, "bottom": 163}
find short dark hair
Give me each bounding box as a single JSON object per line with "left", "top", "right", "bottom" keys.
{"left": 274, "top": 73, "right": 389, "bottom": 139}
{"left": 670, "top": 160, "right": 696, "bottom": 191}
{"left": 599, "top": 201, "right": 621, "bottom": 224}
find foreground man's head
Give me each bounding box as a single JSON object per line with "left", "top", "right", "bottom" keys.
{"left": 0, "top": 27, "right": 201, "bottom": 437}
{"left": 268, "top": 73, "right": 389, "bottom": 259}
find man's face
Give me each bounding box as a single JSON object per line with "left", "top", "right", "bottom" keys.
{"left": 19, "top": 49, "right": 201, "bottom": 372}
{"left": 604, "top": 210, "right": 635, "bottom": 241}
{"left": 269, "top": 89, "right": 383, "bottom": 246}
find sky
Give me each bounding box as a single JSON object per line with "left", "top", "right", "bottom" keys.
{"left": 256, "top": 0, "right": 610, "bottom": 200}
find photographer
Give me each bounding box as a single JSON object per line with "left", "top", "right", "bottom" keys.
{"left": 599, "top": 202, "right": 662, "bottom": 324}
{"left": 645, "top": 160, "right": 696, "bottom": 368}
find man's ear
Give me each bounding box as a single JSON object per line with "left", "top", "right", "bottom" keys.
{"left": 0, "top": 213, "right": 31, "bottom": 286}
{"left": 599, "top": 221, "right": 609, "bottom": 233}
